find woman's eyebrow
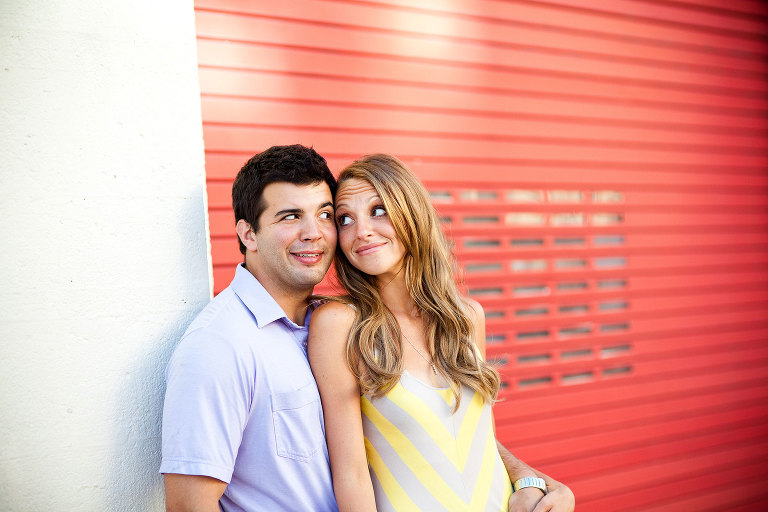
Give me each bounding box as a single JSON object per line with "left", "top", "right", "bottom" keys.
{"left": 335, "top": 194, "right": 379, "bottom": 209}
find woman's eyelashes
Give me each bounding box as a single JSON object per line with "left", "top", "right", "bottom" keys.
{"left": 336, "top": 205, "right": 387, "bottom": 227}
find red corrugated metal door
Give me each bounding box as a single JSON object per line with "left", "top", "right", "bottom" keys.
{"left": 194, "top": 1, "right": 768, "bottom": 510}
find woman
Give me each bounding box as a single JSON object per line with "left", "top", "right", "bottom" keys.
{"left": 308, "top": 154, "right": 572, "bottom": 512}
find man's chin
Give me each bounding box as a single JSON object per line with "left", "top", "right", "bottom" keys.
{"left": 294, "top": 268, "right": 331, "bottom": 288}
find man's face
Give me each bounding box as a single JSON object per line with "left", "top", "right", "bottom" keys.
{"left": 247, "top": 181, "right": 336, "bottom": 299}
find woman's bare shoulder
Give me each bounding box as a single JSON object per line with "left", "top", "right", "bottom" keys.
{"left": 308, "top": 300, "right": 357, "bottom": 348}
{"left": 460, "top": 296, "right": 485, "bottom": 320}
{"left": 312, "top": 300, "right": 356, "bottom": 325}
{"left": 308, "top": 300, "right": 359, "bottom": 379}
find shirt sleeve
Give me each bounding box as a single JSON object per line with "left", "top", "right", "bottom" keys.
{"left": 159, "top": 328, "right": 254, "bottom": 483}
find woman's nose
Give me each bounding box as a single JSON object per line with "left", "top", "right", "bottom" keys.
{"left": 355, "top": 217, "right": 373, "bottom": 239}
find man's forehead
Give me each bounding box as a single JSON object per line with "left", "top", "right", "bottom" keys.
{"left": 261, "top": 181, "right": 333, "bottom": 210}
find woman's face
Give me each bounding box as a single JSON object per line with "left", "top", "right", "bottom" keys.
{"left": 334, "top": 178, "right": 406, "bottom": 281}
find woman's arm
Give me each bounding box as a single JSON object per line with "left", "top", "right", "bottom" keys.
{"left": 465, "top": 298, "right": 575, "bottom": 512}
{"left": 308, "top": 302, "right": 377, "bottom": 512}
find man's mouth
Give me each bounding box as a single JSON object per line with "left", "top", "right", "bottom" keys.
{"left": 291, "top": 250, "right": 324, "bottom": 264}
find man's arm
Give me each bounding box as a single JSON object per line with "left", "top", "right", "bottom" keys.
{"left": 164, "top": 474, "right": 227, "bottom": 512}
{"left": 465, "top": 299, "right": 574, "bottom": 512}
{"left": 496, "top": 441, "right": 575, "bottom": 512}
{"left": 161, "top": 331, "right": 249, "bottom": 511}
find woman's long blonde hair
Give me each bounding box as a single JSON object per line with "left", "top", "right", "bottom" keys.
{"left": 333, "top": 154, "right": 500, "bottom": 410}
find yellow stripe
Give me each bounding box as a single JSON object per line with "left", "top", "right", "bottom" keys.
{"left": 385, "top": 383, "right": 460, "bottom": 468}
{"left": 362, "top": 396, "right": 468, "bottom": 512}
{"left": 433, "top": 386, "right": 487, "bottom": 470}
{"left": 456, "top": 392, "right": 485, "bottom": 470}
{"left": 499, "top": 473, "right": 513, "bottom": 512}
{"left": 364, "top": 437, "right": 422, "bottom": 512}
{"left": 439, "top": 388, "right": 455, "bottom": 408}
{"left": 469, "top": 426, "right": 505, "bottom": 511}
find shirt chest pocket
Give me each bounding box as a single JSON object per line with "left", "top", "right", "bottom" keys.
{"left": 271, "top": 383, "right": 324, "bottom": 462}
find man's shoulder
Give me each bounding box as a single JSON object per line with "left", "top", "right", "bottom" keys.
{"left": 185, "top": 286, "right": 249, "bottom": 333}
{"left": 173, "top": 287, "right": 256, "bottom": 355}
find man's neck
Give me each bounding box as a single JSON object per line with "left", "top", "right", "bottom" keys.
{"left": 276, "top": 295, "right": 311, "bottom": 326}
{"left": 243, "top": 262, "right": 311, "bottom": 326}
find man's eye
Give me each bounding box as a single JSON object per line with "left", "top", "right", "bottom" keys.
{"left": 283, "top": 214, "right": 299, "bottom": 221}
{"left": 372, "top": 206, "right": 386, "bottom": 217}
{"left": 337, "top": 215, "right": 352, "bottom": 226}
{"left": 319, "top": 211, "right": 333, "bottom": 220}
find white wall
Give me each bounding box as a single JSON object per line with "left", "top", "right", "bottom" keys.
{"left": 0, "top": 1, "right": 211, "bottom": 510}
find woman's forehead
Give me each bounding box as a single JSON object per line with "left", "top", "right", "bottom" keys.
{"left": 336, "top": 178, "right": 378, "bottom": 203}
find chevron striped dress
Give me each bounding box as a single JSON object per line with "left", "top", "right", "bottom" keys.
{"left": 361, "top": 370, "right": 513, "bottom": 512}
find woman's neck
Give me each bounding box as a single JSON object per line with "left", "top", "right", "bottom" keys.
{"left": 376, "top": 267, "right": 418, "bottom": 318}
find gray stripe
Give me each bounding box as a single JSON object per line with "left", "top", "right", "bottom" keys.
{"left": 368, "top": 466, "right": 396, "bottom": 512}
{"left": 363, "top": 410, "right": 457, "bottom": 511}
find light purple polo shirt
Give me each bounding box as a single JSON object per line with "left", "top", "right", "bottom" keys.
{"left": 161, "top": 264, "right": 338, "bottom": 512}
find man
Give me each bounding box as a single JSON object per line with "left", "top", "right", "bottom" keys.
{"left": 161, "top": 144, "right": 574, "bottom": 512}
{"left": 161, "top": 145, "right": 339, "bottom": 511}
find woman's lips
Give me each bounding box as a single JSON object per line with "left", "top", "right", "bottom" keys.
{"left": 356, "top": 242, "right": 386, "bottom": 256}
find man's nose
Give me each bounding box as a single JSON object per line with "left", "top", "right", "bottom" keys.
{"left": 301, "top": 217, "right": 322, "bottom": 241}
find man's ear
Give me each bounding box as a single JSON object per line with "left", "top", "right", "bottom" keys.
{"left": 236, "top": 219, "right": 258, "bottom": 252}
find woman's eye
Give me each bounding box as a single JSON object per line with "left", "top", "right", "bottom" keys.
{"left": 372, "top": 206, "right": 386, "bottom": 217}
{"left": 337, "top": 214, "right": 352, "bottom": 226}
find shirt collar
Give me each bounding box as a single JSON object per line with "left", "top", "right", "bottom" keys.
{"left": 231, "top": 264, "right": 310, "bottom": 329}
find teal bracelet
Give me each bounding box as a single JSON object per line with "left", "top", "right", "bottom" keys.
{"left": 513, "top": 476, "right": 547, "bottom": 494}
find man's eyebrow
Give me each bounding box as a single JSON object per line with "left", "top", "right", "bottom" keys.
{"left": 274, "top": 208, "right": 302, "bottom": 217}
{"left": 273, "top": 202, "right": 333, "bottom": 217}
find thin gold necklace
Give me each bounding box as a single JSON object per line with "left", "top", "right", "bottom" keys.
{"left": 401, "top": 331, "right": 438, "bottom": 375}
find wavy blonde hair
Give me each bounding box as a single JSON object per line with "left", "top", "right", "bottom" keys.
{"left": 333, "top": 154, "right": 500, "bottom": 410}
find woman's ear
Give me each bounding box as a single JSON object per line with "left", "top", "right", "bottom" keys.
{"left": 236, "top": 219, "right": 258, "bottom": 252}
